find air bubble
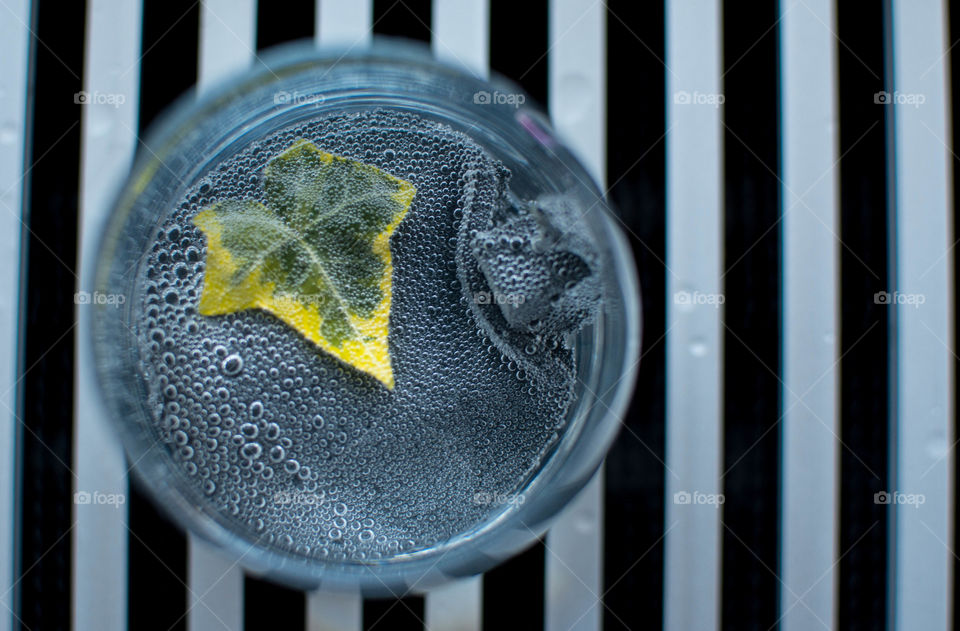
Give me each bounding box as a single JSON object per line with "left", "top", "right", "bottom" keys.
{"left": 222, "top": 354, "right": 244, "bottom": 376}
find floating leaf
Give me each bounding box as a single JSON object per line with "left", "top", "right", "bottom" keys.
{"left": 191, "top": 138, "right": 416, "bottom": 388}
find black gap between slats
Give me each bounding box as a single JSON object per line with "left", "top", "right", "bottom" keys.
{"left": 128, "top": 486, "right": 188, "bottom": 631}
{"left": 478, "top": 4, "right": 552, "bottom": 630}
{"left": 950, "top": 3, "right": 960, "bottom": 629}
{"left": 602, "top": 1, "right": 666, "bottom": 629}
{"left": 489, "top": 0, "right": 548, "bottom": 113}
{"left": 836, "top": 2, "right": 890, "bottom": 630}
{"left": 128, "top": 2, "right": 198, "bottom": 630}
{"left": 244, "top": 579, "right": 308, "bottom": 630}
{"left": 244, "top": 4, "right": 315, "bottom": 628}
{"left": 483, "top": 538, "right": 545, "bottom": 630}
{"left": 373, "top": 0, "right": 432, "bottom": 44}
{"left": 256, "top": 0, "right": 315, "bottom": 51}
{"left": 242, "top": 576, "right": 304, "bottom": 629}
{"left": 17, "top": 0, "right": 86, "bottom": 628}
{"left": 138, "top": 0, "right": 199, "bottom": 136}
{"left": 721, "top": 1, "right": 781, "bottom": 629}
{"left": 364, "top": 595, "right": 426, "bottom": 631}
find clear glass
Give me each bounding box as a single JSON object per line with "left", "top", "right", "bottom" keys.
{"left": 88, "top": 40, "right": 641, "bottom": 594}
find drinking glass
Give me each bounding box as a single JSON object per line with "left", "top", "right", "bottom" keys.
{"left": 88, "top": 39, "right": 641, "bottom": 594}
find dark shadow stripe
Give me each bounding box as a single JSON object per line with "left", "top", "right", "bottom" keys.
{"left": 835, "top": 2, "right": 890, "bottom": 630}
{"left": 364, "top": 594, "right": 425, "bottom": 631}
{"left": 373, "top": 0, "right": 432, "bottom": 44}
{"left": 128, "top": 1, "right": 198, "bottom": 629}
{"left": 256, "top": 0, "right": 315, "bottom": 51}
{"left": 720, "top": 1, "right": 781, "bottom": 629}
{"left": 16, "top": 0, "right": 86, "bottom": 628}
{"left": 602, "top": 1, "right": 667, "bottom": 629}
{"left": 243, "top": 576, "right": 306, "bottom": 630}
{"left": 483, "top": 541, "right": 545, "bottom": 630}
{"left": 489, "top": 0, "right": 548, "bottom": 111}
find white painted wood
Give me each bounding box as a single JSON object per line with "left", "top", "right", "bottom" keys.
{"left": 662, "top": 0, "right": 723, "bottom": 629}
{"left": 308, "top": 2, "right": 381, "bottom": 629}
{"left": 779, "top": 1, "right": 841, "bottom": 630}
{"left": 316, "top": 0, "right": 373, "bottom": 47}
{"left": 188, "top": 541, "right": 244, "bottom": 631}
{"left": 545, "top": 1, "right": 605, "bottom": 629}
{"left": 425, "top": 577, "right": 482, "bottom": 631}
{"left": 546, "top": 473, "right": 604, "bottom": 631}
{"left": 890, "top": 1, "right": 954, "bottom": 629}
{"left": 198, "top": 0, "right": 257, "bottom": 88}
{"left": 432, "top": 0, "right": 489, "bottom": 78}
{"left": 189, "top": 3, "right": 258, "bottom": 629}
{"left": 74, "top": 1, "right": 142, "bottom": 630}
{"left": 307, "top": 588, "right": 362, "bottom": 631}
{"left": 422, "top": 1, "right": 490, "bottom": 628}
{"left": 0, "top": 0, "right": 30, "bottom": 628}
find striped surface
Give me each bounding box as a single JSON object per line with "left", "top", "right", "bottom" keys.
{"left": 3, "top": 1, "right": 957, "bottom": 630}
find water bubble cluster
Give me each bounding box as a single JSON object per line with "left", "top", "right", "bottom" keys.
{"left": 134, "top": 109, "right": 594, "bottom": 562}
{"left": 467, "top": 191, "right": 602, "bottom": 338}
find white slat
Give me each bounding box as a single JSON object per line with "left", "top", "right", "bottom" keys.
{"left": 302, "top": 3, "right": 374, "bottom": 630}
{"left": 890, "top": 1, "right": 954, "bottom": 629}
{"left": 189, "top": 2, "right": 257, "bottom": 629}
{"left": 74, "top": 1, "right": 142, "bottom": 630}
{"left": 662, "top": 0, "right": 723, "bottom": 628}
{"left": 316, "top": 0, "right": 372, "bottom": 47}
{"left": 432, "top": 0, "right": 489, "bottom": 78}
{"left": 422, "top": 2, "right": 489, "bottom": 629}
{"left": 0, "top": 1, "right": 30, "bottom": 628}
{"left": 425, "top": 578, "right": 482, "bottom": 631}
{"left": 198, "top": 0, "right": 257, "bottom": 89}
{"left": 545, "top": 1, "right": 605, "bottom": 629}
{"left": 307, "top": 589, "right": 361, "bottom": 631}
{"left": 188, "top": 541, "right": 244, "bottom": 631}
{"left": 780, "top": 1, "right": 841, "bottom": 629}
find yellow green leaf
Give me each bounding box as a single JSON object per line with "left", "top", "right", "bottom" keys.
{"left": 191, "top": 139, "right": 416, "bottom": 388}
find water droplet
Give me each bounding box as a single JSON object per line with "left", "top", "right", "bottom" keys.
{"left": 689, "top": 339, "right": 708, "bottom": 357}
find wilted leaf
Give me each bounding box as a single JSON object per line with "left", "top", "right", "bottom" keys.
{"left": 192, "top": 138, "right": 416, "bottom": 388}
